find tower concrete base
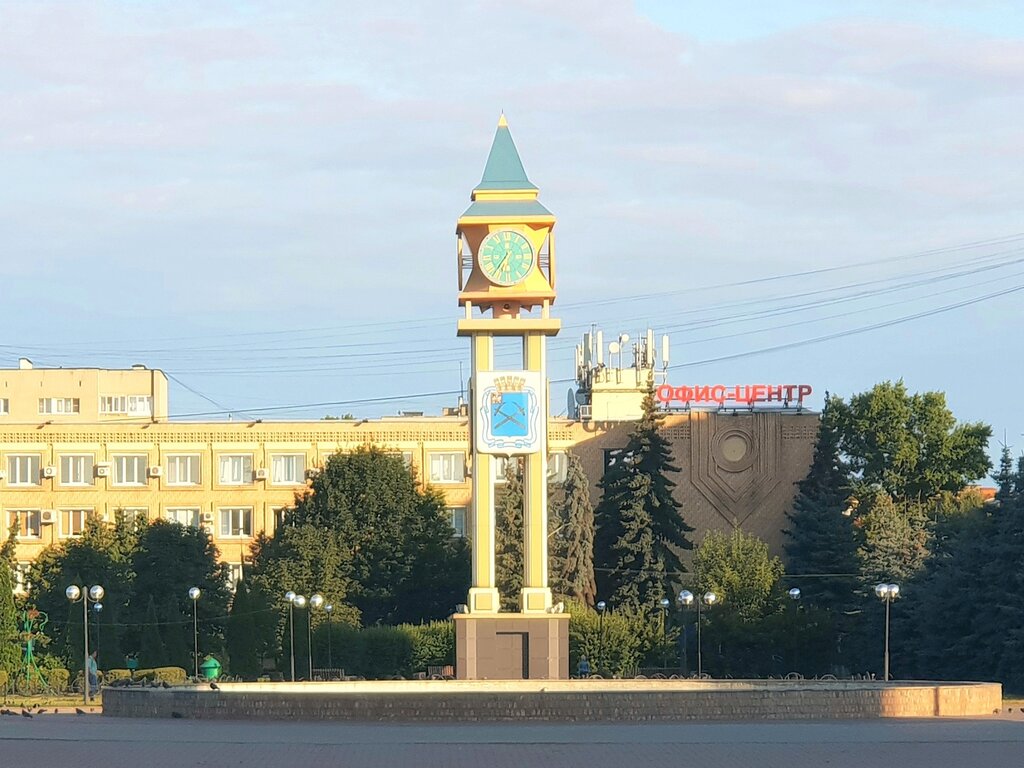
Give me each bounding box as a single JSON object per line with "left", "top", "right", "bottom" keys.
{"left": 453, "top": 613, "right": 570, "bottom": 680}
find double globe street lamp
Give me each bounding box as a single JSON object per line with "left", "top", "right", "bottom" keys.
{"left": 875, "top": 583, "right": 901, "bottom": 682}
{"left": 308, "top": 593, "right": 324, "bottom": 679}
{"left": 678, "top": 589, "right": 718, "bottom": 679}
{"left": 65, "top": 584, "right": 104, "bottom": 705}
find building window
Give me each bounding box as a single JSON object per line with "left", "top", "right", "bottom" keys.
{"left": 99, "top": 395, "right": 152, "bottom": 416}
{"left": 448, "top": 507, "right": 467, "bottom": 538}
{"left": 6, "top": 455, "right": 41, "bottom": 486}
{"left": 0, "top": 399, "right": 8, "bottom": 415}
{"left": 493, "top": 456, "right": 520, "bottom": 483}
{"left": 13, "top": 562, "right": 31, "bottom": 595}
{"left": 60, "top": 508, "right": 92, "bottom": 538}
{"left": 60, "top": 455, "right": 94, "bottom": 486}
{"left": 116, "top": 507, "right": 148, "bottom": 524}
{"left": 270, "top": 454, "right": 305, "bottom": 485}
{"left": 547, "top": 452, "right": 568, "bottom": 483}
{"left": 38, "top": 397, "right": 80, "bottom": 415}
{"left": 219, "top": 507, "right": 252, "bottom": 538}
{"left": 166, "top": 455, "right": 201, "bottom": 486}
{"left": 218, "top": 455, "right": 253, "bottom": 485}
{"left": 166, "top": 507, "right": 200, "bottom": 527}
{"left": 226, "top": 563, "right": 244, "bottom": 590}
{"left": 428, "top": 452, "right": 466, "bottom": 483}
{"left": 603, "top": 448, "right": 633, "bottom": 475}
{"left": 272, "top": 506, "right": 290, "bottom": 530}
{"left": 112, "top": 454, "right": 147, "bottom": 486}
{"left": 7, "top": 510, "right": 42, "bottom": 539}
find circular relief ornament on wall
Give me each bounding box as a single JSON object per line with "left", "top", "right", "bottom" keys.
{"left": 711, "top": 429, "right": 756, "bottom": 472}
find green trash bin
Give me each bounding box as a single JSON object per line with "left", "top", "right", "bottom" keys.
{"left": 199, "top": 656, "right": 222, "bottom": 682}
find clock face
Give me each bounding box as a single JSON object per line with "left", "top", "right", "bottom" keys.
{"left": 478, "top": 230, "right": 535, "bottom": 286}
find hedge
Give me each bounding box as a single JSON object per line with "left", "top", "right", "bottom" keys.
{"left": 132, "top": 666, "right": 188, "bottom": 684}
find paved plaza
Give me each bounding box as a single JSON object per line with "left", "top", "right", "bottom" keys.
{"left": 3, "top": 714, "right": 1024, "bottom": 767}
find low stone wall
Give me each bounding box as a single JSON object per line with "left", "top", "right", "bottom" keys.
{"left": 102, "top": 679, "right": 1002, "bottom": 722}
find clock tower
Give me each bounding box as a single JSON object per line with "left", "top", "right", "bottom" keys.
{"left": 453, "top": 115, "right": 569, "bottom": 680}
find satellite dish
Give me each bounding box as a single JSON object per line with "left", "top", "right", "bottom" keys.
{"left": 567, "top": 389, "right": 577, "bottom": 414}
{"left": 575, "top": 389, "right": 588, "bottom": 405}
{"left": 609, "top": 341, "right": 620, "bottom": 355}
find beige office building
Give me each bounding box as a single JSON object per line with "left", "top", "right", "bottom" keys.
{"left": 0, "top": 351, "right": 818, "bottom": 590}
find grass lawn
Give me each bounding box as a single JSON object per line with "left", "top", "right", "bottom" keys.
{"left": 1, "top": 693, "right": 101, "bottom": 708}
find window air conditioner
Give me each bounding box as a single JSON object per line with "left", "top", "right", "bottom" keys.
{"left": 255, "top": 468, "right": 269, "bottom": 481}
{"left": 42, "top": 466, "right": 57, "bottom": 478}
{"left": 578, "top": 404, "right": 593, "bottom": 421}
{"left": 304, "top": 469, "right": 318, "bottom": 480}
{"left": 95, "top": 464, "right": 111, "bottom": 478}
{"left": 40, "top": 509, "right": 57, "bottom": 526}
{"left": 147, "top": 466, "right": 163, "bottom": 478}
{"left": 201, "top": 511, "right": 214, "bottom": 524}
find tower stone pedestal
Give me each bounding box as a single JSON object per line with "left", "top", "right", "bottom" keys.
{"left": 454, "top": 614, "right": 569, "bottom": 680}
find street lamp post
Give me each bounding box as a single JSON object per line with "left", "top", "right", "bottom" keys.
{"left": 92, "top": 603, "right": 103, "bottom": 661}
{"left": 325, "top": 603, "right": 334, "bottom": 671}
{"left": 285, "top": 591, "right": 297, "bottom": 682}
{"left": 309, "top": 594, "right": 324, "bottom": 679}
{"left": 787, "top": 587, "right": 801, "bottom": 674}
{"left": 596, "top": 601, "right": 607, "bottom": 676}
{"left": 659, "top": 597, "right": 671, "bottom": 668}
{"left": 188, "top": 587, "right": 202, "bottom": 678}
{"left": 677, "top": 589, "right": 717, "bottom": 678}
{"left": 292, "top": 595, "right": 307, "bottom": 679}
{"left": 66, "top": 584, "right": 104, "bottom": 706}
{"left": 875, "top": 583, "right": 900, "bottom": 682}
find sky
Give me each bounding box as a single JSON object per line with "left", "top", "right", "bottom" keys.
{"left": 1, "top": 1, "right": 1023, "bottom": 466}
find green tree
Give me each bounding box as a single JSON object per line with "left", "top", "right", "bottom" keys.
{"left": 27, "top": 513, "right": 138, "bottom": 669}
{"left": 833, "top": 381, "right": 991, "bottom": 500}
{"left": 252, "top": 447, "right": 469, "bottom": 629}
{"left": 550, "top": 452, "right": 596, "bottom": 606}
{"left": 226, "top": 579, "right": 261, "bottom": 678}
{"left": 0, "top": 556, "right": 20, "bottom": 677}
{"left": 128, "top": 521, "right": 230, "bottom": 664}
{"left": 784, "top": 395, "right": 861, "bottom": 614}
{"left": 695, "top": 529, "right": 784, "bottom": 622}
{"left": 138, "top": 595, "right": 167, "bottom": 669}
{"left": 495, "top": 458, "right": 524, "bottom": 611}
{"left": 856, "top": 490, "right": 931, "bottom": 586}
{"left": 595, "top": 385, "right": 694, "bottom": 612}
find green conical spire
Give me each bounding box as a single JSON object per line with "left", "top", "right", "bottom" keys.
{"left": 475, "top": 114, "right": 538, "bottom": 192}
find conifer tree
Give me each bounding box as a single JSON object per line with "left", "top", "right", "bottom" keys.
{"left": 226, "top": 579, "right": 260, "bottom": 678}
{"left": 495, "top": 458, "right": 524, "bottom": 611}
{"left": 139, "top": 595, "right": 167, "bottom": 669}
{"left": 595, "top": 383, "right": 693, "bottom": 612}
{"left": 784, "top": 395, "right": 860, "bottom": 613}
{"left": 0, "top": 558, "right": 20, "bottom": 678}
{"left": 553, "top": 452, "right": 597, "bottom": 606}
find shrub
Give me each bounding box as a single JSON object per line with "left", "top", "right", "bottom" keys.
{"left": 360, "top": 627, "right": 413, "bottom": 680}
{"left": 103, "top": 668, "right": 132, "bottom": 683}
{"left": 47, "top": 668, "right": 70, "bottom": 692}
{"left": 133, "top": 666, "right": 187, "bottom": 684}
{"left": 567, "top": 599, "right": 647, "bottom": 677}
{"left": 399, "top": 621, "right": 454, "bottom": 676}
{"left": 0, "top": 669, "right": 8, "bottom": 693}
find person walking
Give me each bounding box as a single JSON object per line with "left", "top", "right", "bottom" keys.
{"left": 86, "top": 650, "right": 99, "bottom": 697}
{"left": 577, "top": 655, "right": 591, "bottom": 678}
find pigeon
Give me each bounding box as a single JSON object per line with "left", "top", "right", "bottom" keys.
{"left": 37, "top": 709, "right": 47, "bottom": 714}
{"left": 0, "top": 709, "right": 13, "bottom": 716}
{"left": 210, "top": 682, "right": 220, "bottom": 691}
{"left": 160, "top": 681, "right": 172, "bottom": 689}
{"left": 20, "top": 710, "right": 32, "bottom": 718}
{"left": 171, "top": 711, "right": 184, "bottom": 719}
{"left": 75, "top": 708, "right": 86, "bottom": 716}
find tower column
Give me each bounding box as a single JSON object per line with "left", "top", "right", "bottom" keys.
{"left": 468, "top": 332, "right": 500, "bottom": 614}
{"left": 521, "top": 331, "right": 552, "bottom": 612}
